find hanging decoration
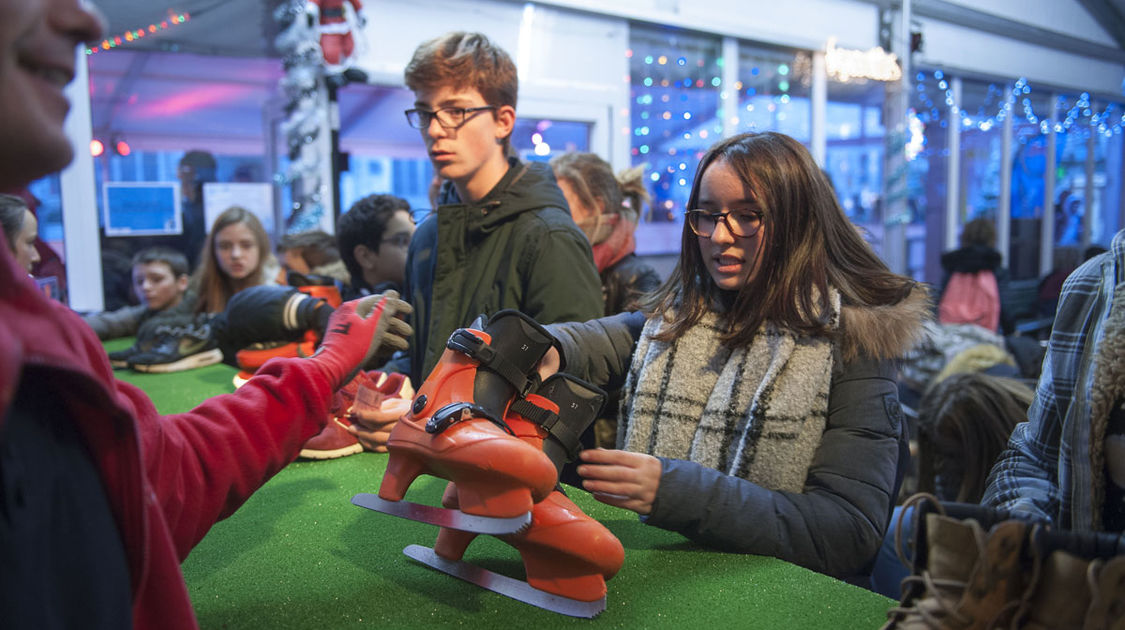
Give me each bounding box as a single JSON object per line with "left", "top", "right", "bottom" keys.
{"left": 85, "top": 12, "right": 191, "bottom": 55}
{"left": 824, "top": 37, "right": 902, "bottom": 83}
{"left": 913, "top": 70, "right": 1125, "bottom": 138}
{"left": 307, "top": 0, "right": 368, "bottom": 72}
{"left": 273, "top": 0, "right": 330, "bottom": 233}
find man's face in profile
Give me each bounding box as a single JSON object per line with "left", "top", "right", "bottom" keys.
{"left": 0, "top": 0, "right": 103, "bottom": 190}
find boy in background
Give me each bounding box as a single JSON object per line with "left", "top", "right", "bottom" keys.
{"left": 337, "top": 193, "right": 415, "bottom": 298}
{"left": 390, "top": 31, "right": 603, "bottom": 386}
{"left": 83, "top": 245, "right": 196, "bottom": 340}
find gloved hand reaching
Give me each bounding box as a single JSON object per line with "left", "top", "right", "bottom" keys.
{"left": 310, "top": 291, "right": 413, "bottom": 390}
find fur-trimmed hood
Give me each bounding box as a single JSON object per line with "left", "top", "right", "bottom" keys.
{"left": 838, "top": 285, "right": 931, "bottom": 363}
{"left": 1088, "top": 281, "right": 1125, "bottom": 526}
{"left": 310, "top": 259, "right": 352, "bottom": 285}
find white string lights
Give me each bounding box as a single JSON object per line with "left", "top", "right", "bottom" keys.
{"left": 913, "top": 70, "right": 1123, "bottom": 138}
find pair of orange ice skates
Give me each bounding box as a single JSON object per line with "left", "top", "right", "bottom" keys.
{"left": 353, "top": 310, "right": 624, "bottom": 618}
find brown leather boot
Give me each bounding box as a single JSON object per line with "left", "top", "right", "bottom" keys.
{"left": 1007, "top": 524, "right": 1125, "bottom": 630}
{"left": 1017, "top": 549, "right": 1092, "bottom": 630}
{"left": 1084, "top": 556, "right": 1125, "bottom": 630}
{"left": 884, "top": 501, "right": 1028, "bottom": 629}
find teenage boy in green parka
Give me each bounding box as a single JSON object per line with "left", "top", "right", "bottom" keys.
{"left": 390, "top": 31, "right": 603, "bottom": 386}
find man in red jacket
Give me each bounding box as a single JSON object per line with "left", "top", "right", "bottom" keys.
{"left": 0, "top": 2, "right": 410, "bottom": 628}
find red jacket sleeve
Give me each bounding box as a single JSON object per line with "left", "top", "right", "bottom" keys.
{"left": 119, "top": 358, "right": 334, "bottom": 560}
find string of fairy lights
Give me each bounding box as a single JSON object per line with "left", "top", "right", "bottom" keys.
{"left": 912, "top": 70, "right": 1124, "bottom": 138}
{"left": 629, "top": 46, "right": 810, "bottom": 216}
{"left": 84, "top": 12, "right": 192, "bottom": 55}
{"left": 630, "top": 42, "right": 1123, "bottom": 220}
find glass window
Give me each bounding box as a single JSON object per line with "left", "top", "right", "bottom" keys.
{"left": 629, "top": 25, "right": 722, "bottom": 228}
{"left": 1056, "top": 95, "right": 1093, "bottom": 249}
{"left": 1008, "top": 83, "right": 1052, "bottom": 280}
{"left": 511, "top": 118, "right": 591, "bottom": 162}
{"left": 1094, "top": 102, "right": 1124, "bottom": 248}
{"left": 825, "top": 78, "right": 886, "bottom": 253}
{"left": 735, "top": 46, "right": 811, "bottom": 141}
{"left": 959, "top": 79, "right": 1007, "bottom": 224}
{"left": 339, "top": 156, "right": 433, "bottom": 219}
{"left": 335, "top": 82, "right": 591, "bottom": 220}
{"left": 909, "top": 68, "right": 952, "bottom": 285}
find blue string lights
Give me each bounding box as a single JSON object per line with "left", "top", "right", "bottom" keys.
{"left": 912, "top": 70, "right": 1123, "bottom": 138}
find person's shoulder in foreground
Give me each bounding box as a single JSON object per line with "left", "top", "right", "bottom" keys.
{"left": 982, "top": 228, "right": 1125, "bottom": 530}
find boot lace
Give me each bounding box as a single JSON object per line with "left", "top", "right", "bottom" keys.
{"left": 886, "top": 493, "right": 974, "bottom": 628}
{"left": 1004, "top": 523, "right": 1046, "bottom": 629}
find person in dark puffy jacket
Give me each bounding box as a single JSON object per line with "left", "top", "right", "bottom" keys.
{"left": 543, "top": 132, "right": 928, "bottom": 578}
{"left": 387, "top": 32, "right": 603, "bottom": 386}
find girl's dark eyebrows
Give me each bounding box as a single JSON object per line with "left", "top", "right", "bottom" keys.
{"left": 697, "top": 198, "right": 758, "bottom": 207}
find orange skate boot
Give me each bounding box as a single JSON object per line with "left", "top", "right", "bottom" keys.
{"left": 418, "top": 374, "right": 622, "bottom": 617}
{"left": 369, "top": 310, "right": 562, "bottom": 524}
{"left": 287, "top": 270, "right": 344, "bottom": 308}
{"left": 232, "top": 329, "right": 318, "bottom": 388}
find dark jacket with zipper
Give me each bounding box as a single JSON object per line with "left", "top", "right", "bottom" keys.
{"left": 395, "top": 158, "right": 604, "bottom": 386}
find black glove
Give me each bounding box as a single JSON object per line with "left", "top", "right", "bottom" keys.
{"left": 214, "top": 285, "right": 334, "bottom": 361}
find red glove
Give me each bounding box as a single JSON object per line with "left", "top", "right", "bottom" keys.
{"left": 310, "top": 291, "right": 412, "bottom": 389}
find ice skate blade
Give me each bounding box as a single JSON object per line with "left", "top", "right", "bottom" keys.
{"left": 351, "top": 493, "right": 530, "bottom": 535}
{"left": 403, "top": 544, "right": 606, "bottom": 618}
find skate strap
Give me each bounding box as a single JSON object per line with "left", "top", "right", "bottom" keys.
{"left": 508, "top": 398, "right": 583, "bottom": 460}
{"left": 448, "top": 329, "right": 538, "bottom": 396}
{"left": 426, "top": 402, "right": 516, "bottom": 436}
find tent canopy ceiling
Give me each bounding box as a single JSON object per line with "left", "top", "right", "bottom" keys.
{"left": 86, "top": 0, "right": 1125, "bottom": 154}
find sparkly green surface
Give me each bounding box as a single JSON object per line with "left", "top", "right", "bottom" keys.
{"left": 108, "top": 339, "right": 895, "bottom": 628}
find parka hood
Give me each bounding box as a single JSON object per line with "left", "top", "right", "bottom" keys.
{"left": 437, "top": 158, "right": 570, "bottom": 234}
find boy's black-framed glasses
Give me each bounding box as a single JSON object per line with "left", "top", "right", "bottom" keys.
{"left": 380, "top": 233, "right": 412, "bottom": 249}
{"left": 404, "top": 106, "right": 497, "bottom": 129}
{"left": 685, "top": 209, "right": 764, "bottom": 238}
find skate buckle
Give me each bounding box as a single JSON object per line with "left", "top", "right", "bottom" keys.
{"left": 448, "top": 329, "right": 493, "bottom": 363}
{"left": 448, "top": 329, "right": 534, "bottom": 397}
{"left": 426, "top": 402, "right": 514, "bottom": 435}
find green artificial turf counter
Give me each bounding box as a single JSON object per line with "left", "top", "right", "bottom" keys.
{"left": 107, "top": 339, "right": 895, "bottom": 628}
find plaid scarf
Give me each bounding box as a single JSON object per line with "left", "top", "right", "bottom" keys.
{"left": 619, "top": 293, "right": 839, "bottom": 492}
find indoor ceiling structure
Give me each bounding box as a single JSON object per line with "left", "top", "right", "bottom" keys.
{"left": 85, "top": 0, "right": 1125, "bottom": 155}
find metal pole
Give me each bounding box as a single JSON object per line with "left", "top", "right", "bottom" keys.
{"left": 946, "top": 77, "right": 962, "bottom": 251}
{"left": 881, "top": 0, "right": 912, "bottom": 274}
{"left": 998, "top": 87, "right": 1013, "bottom": 267}
{"left": 721, "top": 37, "right": 739, "bottom": 141}
{"left": 1084, "top": 103, "right": 1097, "bottom": 248}
{"left": 1041, "top": 94, "right": 1057, "bottom": 276}
{"left": 811, "top": 50, "right": 826, "bottom": 166}
{"left": 60, "top": 50, "right": 103, "bottom": 311}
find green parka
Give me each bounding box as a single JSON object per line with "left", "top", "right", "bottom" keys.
{"left": 397, "top": 158, "right": 604, "bottom": 385}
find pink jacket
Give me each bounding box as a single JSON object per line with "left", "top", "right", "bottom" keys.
{"left": 0, "top": 244, "right": 334, "bottom": 629}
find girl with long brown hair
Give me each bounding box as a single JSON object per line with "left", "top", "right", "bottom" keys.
{"left": 193, "top": 206, "right": 278, "bottom": 314}
{"left": 547, "top": 131, "right": 929, "bottom": 577}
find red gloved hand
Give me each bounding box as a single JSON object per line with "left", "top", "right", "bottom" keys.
{"left": 310, "top": 291, "right": 412, "bottom": 390}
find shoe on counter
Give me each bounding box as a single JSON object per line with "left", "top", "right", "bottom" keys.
{"left": 299, "top": 416, "right": 364, "bottom": 460}
{"left": 232, "top": 331, "right": 318, "bottom": 389}
{"left": 300, "top": 371, "right": 413, "bottom": 460}
{"left": 107, "top": 347, "right": 138, "bottom": 369}
{"left": 128, "top": 314, "right": 223, "bottom": 374}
